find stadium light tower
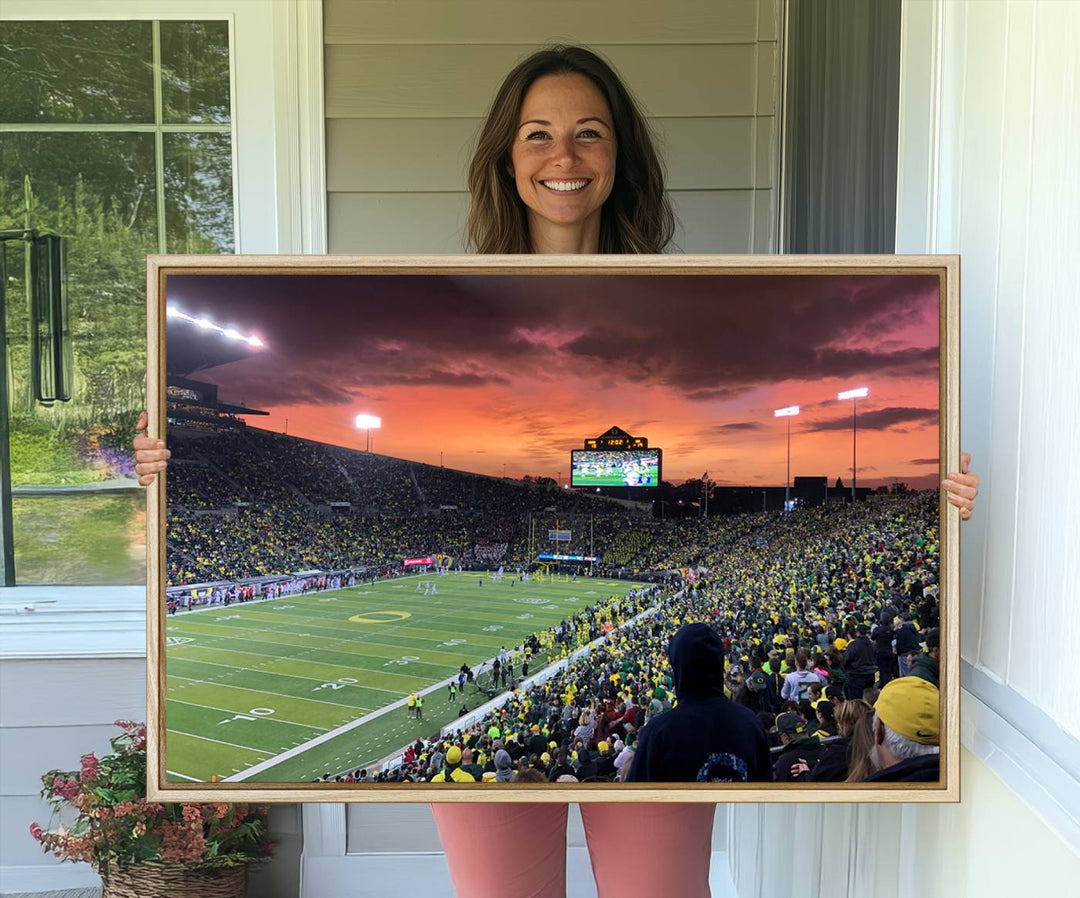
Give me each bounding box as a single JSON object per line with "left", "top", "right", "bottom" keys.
{"left": 837, "top": 387, "right": 869, "bottom": 501}
{"left": 355, "top": 414, "right": 381, "bottom": 452}
{"left": 166, "top": 306, "right": 264, "bottom": 347}
{"left": 774, "top": 405, "right": 800, "bottom": 510}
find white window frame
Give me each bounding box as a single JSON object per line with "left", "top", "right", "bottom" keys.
{"left": 0, "top": 0, "right": 326, "bottom": 659}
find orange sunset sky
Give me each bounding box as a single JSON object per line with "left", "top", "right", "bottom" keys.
{"left": 166, "top": 272, "right": 941, "bottom": 490}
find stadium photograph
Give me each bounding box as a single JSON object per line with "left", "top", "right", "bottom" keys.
{"left": 155, "top": 264, "right": 951, "bottom": 793}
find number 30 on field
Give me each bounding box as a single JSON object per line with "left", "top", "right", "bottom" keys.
{"left": 313, "top": 677, "right": 358, "bottom": 691}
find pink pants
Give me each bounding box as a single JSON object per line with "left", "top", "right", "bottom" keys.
{"left": 431, "top": 802, "right": 716, "bottom": 898}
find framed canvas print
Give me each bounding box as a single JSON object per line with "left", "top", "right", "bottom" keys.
{"left": 145, "top": 254, "right": 959, "bottom": 803}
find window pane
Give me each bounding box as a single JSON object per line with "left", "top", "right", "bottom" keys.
{"left": 160, "top": 21, "right": 232, "bottom": 124}
{"left": 12, "top": 493, "right": 145, "bottom": 585}
{"left": 164, "top": 133, "right": 235, "bottom": 253}
{"left": 0, "top": 21, "right": 154, "bottom": 124}
{"left": 2, "top": 132, "right": 156, "bottom": 585}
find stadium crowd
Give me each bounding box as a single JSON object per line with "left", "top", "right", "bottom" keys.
{"left": 165, "top": 426, "right": 944, "bottom": 787}
{"left": 166, "top": 427, "right": 649, "bottom": 585}
{"left": 316, "top": 493, "right": 942, "bottom": 785}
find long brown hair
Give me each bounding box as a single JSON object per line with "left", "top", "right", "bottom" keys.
{"left": 466, "top": 45, "right": 675, "bottom": 254}
{"left": 839, "top": 699, "right": 875, "bottom": 783}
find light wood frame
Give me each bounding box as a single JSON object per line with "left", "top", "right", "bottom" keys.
{"left": 146, "top": 253, "right": 960, "bottom": 803}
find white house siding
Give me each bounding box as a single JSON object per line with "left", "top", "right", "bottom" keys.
{"left": 324, "top": 0, "right": 781, "bottom": 254}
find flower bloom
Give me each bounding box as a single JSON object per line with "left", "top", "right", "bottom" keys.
{"left": 52, "top": 778, "right": 80, "bottom": 801}
{"left": 80, "top": 753, "right": 100, "bottom": 782}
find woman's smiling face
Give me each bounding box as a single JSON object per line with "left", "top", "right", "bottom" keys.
{"left": 509, "top": 73, "right": 617, "bottom": 247}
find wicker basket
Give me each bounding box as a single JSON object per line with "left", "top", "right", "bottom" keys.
{"left": 100, "top": 862, "right": 247, "bottom": 898}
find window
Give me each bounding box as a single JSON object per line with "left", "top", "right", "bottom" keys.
{"left": 1, "top": 19, "right": 234, "bottom": 585}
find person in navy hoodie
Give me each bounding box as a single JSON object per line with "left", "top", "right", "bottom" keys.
{"left": 893, "top": 613, "right": 922, "bottom": 678}
{"left": 627, "top": 623, "right": 773, "bottom": 783}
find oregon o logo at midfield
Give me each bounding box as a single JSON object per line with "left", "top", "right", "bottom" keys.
{"left": 349, "top": 610, "right": 411, "bottom": 624}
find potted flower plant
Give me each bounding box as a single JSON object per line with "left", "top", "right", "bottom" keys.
{"left": 30, "top": 720, "right": 273, "bottom": 897}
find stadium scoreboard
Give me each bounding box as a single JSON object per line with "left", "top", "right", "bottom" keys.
{"left": 571, "top": 426, "right": 662, "bottom": 488}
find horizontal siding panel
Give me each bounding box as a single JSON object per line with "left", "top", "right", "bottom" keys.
{"left": 756, "top": 41, "right": 779, "bottom": 115}
{"left": 758, "top": 0, "right": 780, "bottom": 42}
{"left": 326, "top": 118, "right": 477, "bottom": 192}
{"left": 345, "top": 803, "right": 442, "bottom": 853}
{"left": 669, "top": 188, "right": 756, "bottom": 253}
{"left": 753, "top": 187, "right": 778, "bottom": 253}
{"left": 655, "top": 117, "right": 755, "bottom": 189}
{"left": 329, "top": 192, "right": 470, "bottom": 253}
{"left": 328, "top": 188, "right": 764, "bottom": 255}
{"left": 325, "top": 0, "right": 760, "bottom": 45}
{"left": 753, "top": 115, "right": 776, "bottom": 188}
{"left": 327, "top": 117, "right": 761, "bottom": 193}
{"left": 326, "top": 44, "right": 758, "bottom": 119}
{"left": 0, "top": 659, "right": 145, "bottom": 728}
{"left": 0, "top": 724, "right": 123, "bottom": 795}
{"left": 1, "top": 794, "right": 99, "bottom": 868}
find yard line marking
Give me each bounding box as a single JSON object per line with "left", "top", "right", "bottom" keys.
{"left": 172, "top": 631, "right": 459, "bottom": 671}
{"left": 166, "top": 769, "right": 203, "bottom": 782}
{"left": 167, "top": 728, "right": 279, "bottom": 754}
{"left": 170, "top": 649, "right": 418, "bottom": 691}
{"left": 168, "top": 656, "right": 402, "bottom": 696}
{"left": 167, "top": 677, "right": 373, "bottom": 713}
{"left": 223, "top": 675, "right": 465, "bottom": 781}
{"left": 168, "top": 698, "right": 336, "bottom": 731}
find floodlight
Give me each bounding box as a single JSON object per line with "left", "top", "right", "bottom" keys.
{"left": 774, "top": 406, "right": 800, "bottom": 508}
{"left": 167, "top": 306, "right": 265, "bottom": 350}
{"left": 837, "top": 387, "right": 869, "bottom": 500}
{"left": 355, "top": 414, "right": 382, "bottom": 452}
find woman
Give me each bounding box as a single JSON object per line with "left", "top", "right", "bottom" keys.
{"left": 793, "top": 698, "right": 874, "bottom": 782}
{"left": 136, "top": 44, "right": 980, "bottom": 898}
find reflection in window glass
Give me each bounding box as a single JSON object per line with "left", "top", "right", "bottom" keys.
{"left": 164, "top": 133, "right": 235, "bottom": 253}
{"left": 0, "top": 22, "right": 154, "bottom": 124}
{"left": 12, "top": 494, "right": 146, "bottom": 585}
{"left": 2, "top": 131, "right": 156, "bottom": 471}
{"left": 2, "top": 20, "right": 234, "bottom": 586}
{"left": 160, "top": 20, "right": 232, "bottom": 124}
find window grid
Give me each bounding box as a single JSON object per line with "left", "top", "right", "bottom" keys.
{"left": 0, "top": 19, "right": 236, "bottom": 253}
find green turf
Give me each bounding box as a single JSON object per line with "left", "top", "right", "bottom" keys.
{"left": 164, "top": 572, "right": 645, "bottom": 782}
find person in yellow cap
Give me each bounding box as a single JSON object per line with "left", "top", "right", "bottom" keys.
{"left": 431, "top": 745, "right": 478, "bottom": 782}
{"left": 864, "top": 677, "right": 940, "bottom": 782}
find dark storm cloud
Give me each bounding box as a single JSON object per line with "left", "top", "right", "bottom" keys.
{"left": 809, "top": 407, "right": 938, "bottom": 433}
{"left": 706, "top": 421, "right": 766, "bottom": 434}
{"left": 165, "top": 272, "right": 939, "bottom": 405}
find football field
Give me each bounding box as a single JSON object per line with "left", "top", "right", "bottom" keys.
{"left": 164, "top": 572, "right": 646, "bottom": 783}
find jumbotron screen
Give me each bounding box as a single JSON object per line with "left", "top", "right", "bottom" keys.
{"left": 570, "top": 449, "right": 661, "bottom": 487}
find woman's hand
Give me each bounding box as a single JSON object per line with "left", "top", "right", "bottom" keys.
{"left": 941, "top": 452, "right": 979, "bottom": 521}
{"left": 133, "top": 411, "right": 170, "bottom": 486}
